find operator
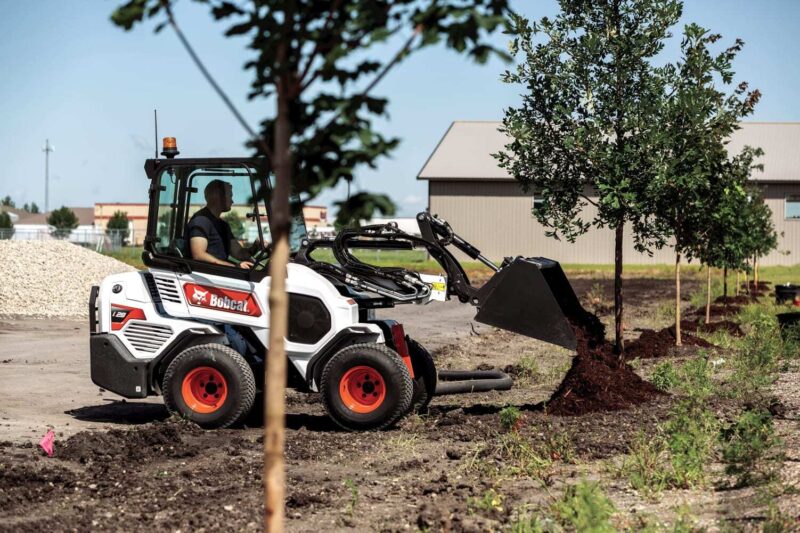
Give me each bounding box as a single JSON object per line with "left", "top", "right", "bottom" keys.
{"left": 187, "top": 179, "right": 254, "bottom": 269}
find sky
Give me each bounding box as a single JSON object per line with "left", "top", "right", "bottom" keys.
{"left": 1, "top": 0, "right": 799, "bottom": 217}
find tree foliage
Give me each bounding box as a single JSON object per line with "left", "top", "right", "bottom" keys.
{"left": 1, "top": 196, "right": 14, "bottom": 208}
{"left": 47, "top": 207, "right": 79, "bottom": 239}
{"left": 650, "top": 23, "right": 761, "bottom": 264}
{"left": 496, "top": 0, "right": 682, "bottom": 351}
{"left": 112, "top": 0, "right": 510, "bottom": 217}
{"left": 0, "top": 210, "right": 14, "bottom": 240}
{"left": 334, "top": 192, "right": 395, "bottom": 229}
{"left": 23, "top": 202, "right": 41, "bottom": 214}
{"left": 223, "top": 211, "right": 246, "bottom": 240}
{"left": 106, "top": 210, "right": 131, "bottom": 244}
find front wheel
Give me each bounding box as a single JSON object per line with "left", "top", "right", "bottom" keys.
{"left": 320, "top": 343, "right": 413, "bottom": 431}
{"left": 162, "top": 343, "right": 256, "bottom": 429}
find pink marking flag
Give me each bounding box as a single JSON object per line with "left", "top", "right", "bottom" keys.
{"left": 39, "top": 429, "right": 55, "bottom": 457}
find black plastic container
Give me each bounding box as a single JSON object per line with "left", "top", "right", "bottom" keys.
{"left": 775, "top": 283, "right": 800, "bottom": 304}
{"left": 777, "top": 312, "right": 800, "bottom": 342}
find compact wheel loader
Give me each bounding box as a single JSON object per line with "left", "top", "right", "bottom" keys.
{"left": 89, "top": 141, "right": 591, "bottom": 431}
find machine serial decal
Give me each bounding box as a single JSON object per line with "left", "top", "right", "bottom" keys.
{"left": 110, "top": 305, "right": 146, "bottom": 331}
{"left": 182, "top": 283, "right": 263, "bottom": 317}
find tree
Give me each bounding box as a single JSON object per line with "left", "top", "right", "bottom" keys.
{"left": 223, "top": 211, "right": 246, "bottom": 240}
{"left": 650, "top": 23, "right": 760, "bottom": 343}
{"left": 1, "top": 196, "right": 14, "bottom": 208}
{"left": 106, "top": 210, "right": 131, "bottom": 245}
{"left": 496, "top": 0, "right": 682, "bottom": 354}
{"left": 26, "top": 202, "right": 40, "bottom": 214}
{"left": 47, "top": 207, "right": 79, "bottom": 240}
{"left": 0, "top": 210, "right": 14, "bottom": 240}
{"left": 112, "top": 1, "right": 510, "bottom": 528}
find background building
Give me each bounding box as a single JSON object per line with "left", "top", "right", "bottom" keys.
{"left": 418, "top": 121, "right": 800, "bottom": 266}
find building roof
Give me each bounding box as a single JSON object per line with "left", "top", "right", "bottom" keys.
{"left": 10, "top": 207, "right": 95, "bottom": 226}
{"left": 418, "top": 121, "right": 800, "bottom": 182}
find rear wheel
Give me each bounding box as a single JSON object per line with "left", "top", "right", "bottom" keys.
{"left": 406, "top": 336, "right": 437, "bottom": 414}
{"left": 163, "top": 343, "right": 256, "bottom": 429}
{"left": 320, "top": 343, "right": 413, "bottom": 431}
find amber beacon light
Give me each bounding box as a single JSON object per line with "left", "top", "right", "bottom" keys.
{"left": 161, "top": 137, "right": 179, "bottom": 158}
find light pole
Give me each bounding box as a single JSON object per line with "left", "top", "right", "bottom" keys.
{"left": 42, "top": 139, "right": 54, "bottom": 213}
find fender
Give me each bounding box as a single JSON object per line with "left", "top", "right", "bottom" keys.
{"left": 306, "top": 326, "right": 380, "bottom": 390}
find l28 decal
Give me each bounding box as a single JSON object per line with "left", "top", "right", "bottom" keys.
{"left": 110, "top": 305, "right": 146, "bottom": 331}
{"left": 182, "top": 283, "right": 263, "bottom": 317}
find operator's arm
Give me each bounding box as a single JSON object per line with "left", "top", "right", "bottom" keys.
{"left": 190, "top": 236, "right": 235, "bottom": 267}
{"left": 228, "top": 238, "right": 252, "bottom": 261}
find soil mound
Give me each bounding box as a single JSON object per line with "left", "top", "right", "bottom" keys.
{"left": 715, "top": 295, "right": 755, "bottom": 305}
{"left": 691, "top": 304, "right": 741, "bottom": 318}
{"left": 58, "top": 421, "right": 200, "bottom": 463}
{"left": 547, "top": 314, "right": 662, "bottom": 416}
{"left": 624, "top": 325, "right": 713, "bottom": 360}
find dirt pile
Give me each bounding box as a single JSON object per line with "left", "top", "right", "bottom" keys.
{"left": 715, "top": 295, "right": 755, "bottom": 305}
{"left": 58, "top": 421, "right": 200, "bottom": 463}
{"left": 547, "top": 314, "right": 662, "bottom": 416}
{"left": 691, "top": 304, "right": 742, "bottom": 318}
{"left": 625, "top": 325, "right": 714, "bottom": 360}
{"left": 0, "top": 240, "right": 134, "bottom": 319}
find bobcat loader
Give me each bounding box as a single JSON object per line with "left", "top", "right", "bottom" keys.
{"left": 89, "top": 139, "right": 591, "bottom": 430}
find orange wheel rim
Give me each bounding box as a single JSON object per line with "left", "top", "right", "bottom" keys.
{"left": 339, "top": 366, "right": 386, "bottom": 414}
{"left": 181, "top": 366, "right": 228, "bottom": 414}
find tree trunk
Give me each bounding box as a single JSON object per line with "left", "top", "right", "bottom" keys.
{"left": 754, "top": 256, "right": 759, "bottom": 292}
{"left": 744, "top": 268, "right": 750, "bottom": 295}
{"left": 736, "top": 271, "right": 740, "bottom": 296}
{"left": 264, "top": 79, "right": 292, "bottom": 533}
{"left": 675, "top": 252, "right": 681, "bottom": 346}
{"left": 614, "top": 223, "right": 624, "bottom": 357}
{"left": 723, "top": 266, "right": 728, "bottom": 306}
{"left": 705, "top": 266, "right": 712, "bottom": 325}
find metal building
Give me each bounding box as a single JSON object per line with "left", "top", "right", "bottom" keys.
{"left": 418, "top": 121, "right": 800, "bottom": 266}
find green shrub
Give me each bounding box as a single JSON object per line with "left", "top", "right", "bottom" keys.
{"left": 618, "top": 431, "right": 669, "bottom": 498}
{"left": 105, "top": 210, "right": 130, "bottom": 244}
{"left": 677, "top": 357, "right": 714, "bottom": 400}
{"left": 651, "top": 362, "right": 679, "bottom": 391}
{"left": 553, "top": 482, "right": 616, "bottom": 533}
{"left": 516, "top": 356, "right": 541, "bottom": 383}
{"left": 499, "top": 405, "right": 523, "bottom": 431}
{"left": 663, "top": 400, "right": 719, "bottom": 488}
{"left": 720, "top": 409, "right": 781, "bottom": 487}
{"left": 731, "top": 318, "right": 783, "bottom": 399}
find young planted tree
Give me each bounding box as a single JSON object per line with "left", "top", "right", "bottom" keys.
{"left": 743, "top": 191, "right": 778, "bottom": 293}
{"left": 650, "top": 24, "right": 760, "bottom": 343}
{"left": 334, "top": 192, "right": 395, "bottom": 230}
{"left": 112, "top": 1, "right": 510, "bottom": 528}
{"left": 496, "top": 0, "right": 682, "bottom": 353}
{"left": 106, "top": 210, "right": 131, "bottom": 245}
{"left": 47, "top": 207, "right": 79, "bottom": 240}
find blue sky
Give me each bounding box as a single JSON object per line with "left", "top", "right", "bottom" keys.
{"left": 1, "top": 1, "right": 798, "bottom": 216}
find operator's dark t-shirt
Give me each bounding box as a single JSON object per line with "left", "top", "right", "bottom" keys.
{"left": 186, "top": 207, "right": 234, "bottom": 261}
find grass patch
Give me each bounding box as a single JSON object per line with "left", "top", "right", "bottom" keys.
{"left": 510, "top": 481, "right": 616, "bottom": 533}
{"left": 102, "top": 246, "right": 145, "bottom": 269}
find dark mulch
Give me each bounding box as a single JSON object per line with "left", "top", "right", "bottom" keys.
{"left": 690, "top": 304, "right": 742, "bottom": 318}
{"left": 546, "top": 313, "right": 663, "bottom": 416}
{"left": 624, "top": 325, "right": 713, "bottom": 360}
{"left": 714, "top": 295, "right": 756, "bottom": 305}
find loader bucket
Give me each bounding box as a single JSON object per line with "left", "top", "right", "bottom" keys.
{"left": 474, "top": 257, "right": 586, "bottom": 351}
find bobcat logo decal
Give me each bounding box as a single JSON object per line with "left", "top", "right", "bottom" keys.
{"left": 191, "top": 287, "right": 209, "bottom": 305}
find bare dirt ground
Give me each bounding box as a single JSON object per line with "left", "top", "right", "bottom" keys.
{"left": 1, "top": 277, "right": 798, "bottom": 531}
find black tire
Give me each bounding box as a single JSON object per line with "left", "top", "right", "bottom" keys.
{"left": 162, "top": 343, "right": 256, "bottom": 429}
{"left": 406, "top": 336, "right": 437, "bottom": 414}
{"left": 320, "top": 343, "right": 413, "bottom": 431}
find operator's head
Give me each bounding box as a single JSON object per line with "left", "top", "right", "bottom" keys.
{"left": 204, "top": 179, "right": 233, "bottom": 213}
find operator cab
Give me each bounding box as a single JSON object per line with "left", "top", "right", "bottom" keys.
{"left": 142, "top": 139, "right": 308, "bottom": 280}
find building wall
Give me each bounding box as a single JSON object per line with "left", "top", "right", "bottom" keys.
{"left": 429, "top": 181, "right": 800, "bottom": 266}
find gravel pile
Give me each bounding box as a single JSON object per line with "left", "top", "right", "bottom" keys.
{"left": 0, "top": 241, "right": 135, "bottom": 319}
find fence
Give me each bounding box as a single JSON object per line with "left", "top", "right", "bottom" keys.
{"left": 0, "top": 228, "right": 135, "bottom": 252}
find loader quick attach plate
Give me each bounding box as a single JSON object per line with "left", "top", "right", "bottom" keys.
{"left": 474, "top": 257, "right": 580, "bottom": 351}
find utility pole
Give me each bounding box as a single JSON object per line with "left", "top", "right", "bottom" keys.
{"left": 42, "top": 139, "right": 54, "bottom": 213}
